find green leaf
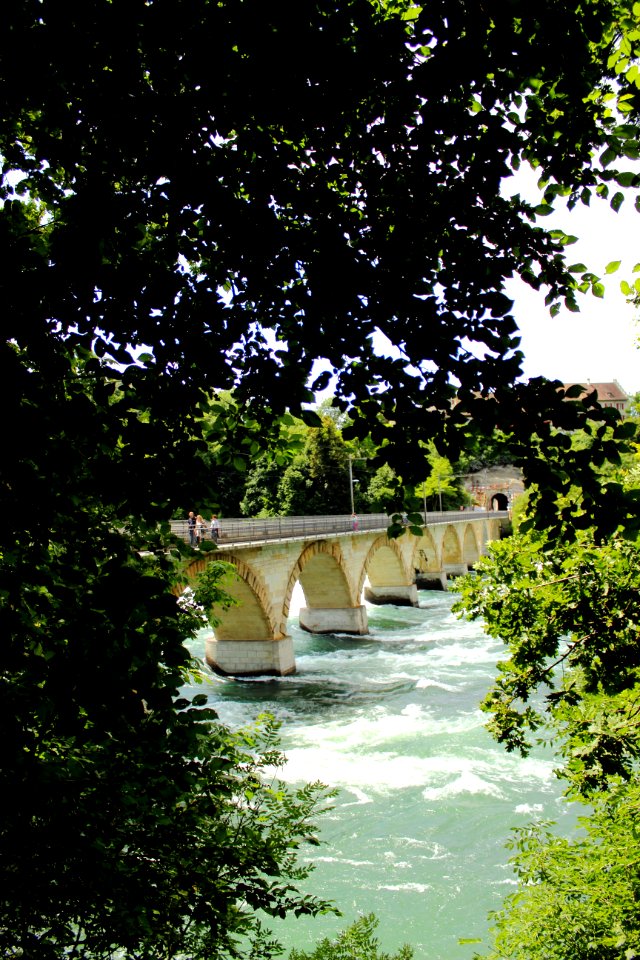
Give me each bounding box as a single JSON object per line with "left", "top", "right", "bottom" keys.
{"left": 605, "top": 260, "right": 621, "bottom": 274}
{"left": 600, "top": 146, "right": 618, "bottom": 166}
{"left": 611, "top": 191, "right": 625, "bottom": 212}
{"left": 533, "top": 203, "right": 554, "bottom": 217}
{"left": 615, "top": 170, "right": 637, "bottom": 187}
{"left": 300, "top": 409, "right": 323, "bottom": 428}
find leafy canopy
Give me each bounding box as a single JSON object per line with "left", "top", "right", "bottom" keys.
{"left": 455, "top": 529, "right": 640, "bottom": 791}
{"left": 5, "top": 1, "right": 640, "bottom": 958}
{"left": 3, "top": 0, "right": 640, "bottom": 528}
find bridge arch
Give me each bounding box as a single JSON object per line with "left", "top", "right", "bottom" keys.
{"left": 285, "top": 540, "right": 367, "bottom": 635}
{"left": 361, "top": 536, "right": 418, "bottom": 606}
{"left": 412, "top": 528, "right": 440, "bottom": 574}
{"left": 442, "top": 525, "right": 463, "bottom": 565}
{"left": 284, "top": 540, "right": 356, "bottom": 617}
{"left": 360, "top": 536, "right": 410, "bottom": 594}
{"left": 462, "top": 524, "right": 480, "bottom": 567}
{"left": 187, "top": 553, "right": 281, "bottom": 642}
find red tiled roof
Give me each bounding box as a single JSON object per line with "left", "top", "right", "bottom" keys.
{"left": 563, "top": 381, "right": 629, "bottom": 402}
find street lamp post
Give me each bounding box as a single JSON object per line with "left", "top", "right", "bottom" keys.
{"left": 349, "top": 456, "right": 355, "bottom": 515}
{"left": 348, "top": 456, "right": 366, "bottom": 515}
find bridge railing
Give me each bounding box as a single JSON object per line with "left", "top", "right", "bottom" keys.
{"left": 170, "top": 509, "right": 507, "bottom": 546}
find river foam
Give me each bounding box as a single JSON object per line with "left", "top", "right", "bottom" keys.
{"left": 184, "top": 589, "right": 567, "bottom": 960}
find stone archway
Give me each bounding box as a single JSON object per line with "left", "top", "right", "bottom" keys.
{"left": 491, "top": 492, "right": 509, "bottom": 511}
{"left": 183, "top": 553, "right": 294, "bottom": 677}
{"left": 442, "top": 525, "right": 462, "bottom": 565}
{"left": 462, "top": 524, "right": 480, "bottom": 568}
{"left": 412, "top": 528, "right": 440, "bottom": 573}
{"left": 411, "top": 528, "right": 447, "bottom": 590}
{"left": 195, "top": 553, "right": 280, "bottom": 641}
{"left": 361, "top": 536, "right": 418, "bottom": 606}
{"left": 285, "top": 540, "right": 367, "bottom": 634}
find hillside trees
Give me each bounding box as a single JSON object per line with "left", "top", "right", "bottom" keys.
{"left": 363, "top": 464, "right": 401, "bottom": 513}
{"left": 4, "top": 0, "right": 640, "bottom": 956}
{"left": 280, "top": 418, "right": 354, "bottom": 515}
{"left": 413, "top": 444, "right": 472, "bottom": 512}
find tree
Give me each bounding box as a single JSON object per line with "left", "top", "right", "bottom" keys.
{"left": 454, "top": 516, "right": 640, "bottom": 959}
{"left": 480, "top": 785, "right": 640, "bottom": 960}
{"left": 5, "top": 1, "right": 640, "bottom": 956}
{"left": 240, "top": 457, "right": 284, "bottom": 517}
{"left": 364, "top": 464, "right": 400, "bottom": 513}
{"left": 0, "top": 461, "right": 335, "bottom": 958}
{"left": 288, "top": 914, "right": 412, "bottom": 960}
{"left": 3, "top": 1, "right": 640, "bottom": 527}
{"left": 279, "top": 418, "right": 352, "bottom": 515}
{"left": 414, "top": 444, "right": 471, "bottom": 512}
{"left": 455, "top": 528, "right": 640, "bottom": 786}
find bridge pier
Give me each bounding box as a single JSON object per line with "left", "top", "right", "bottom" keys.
{"left": 364, "top": 584, "right": 419, "bottom": 606}
{"left": 205, "top": 636, "right": 296, "bottom": 677}
{"left": 415, "top": 571, "right": 448, "bottom": 591}
{"left": 298, "top": 605, "right": 368, "bottom": 635}
{"left": 444, "top": 563, "right": 469, "bottom": 579}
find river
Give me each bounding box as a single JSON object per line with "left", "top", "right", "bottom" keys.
{"left": 184, "top": 587, "right": 572, "bottom": 959}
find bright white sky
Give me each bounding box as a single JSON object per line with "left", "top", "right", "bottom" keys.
{"left": 505, "top": 167, "right": 640, "bottom": 396}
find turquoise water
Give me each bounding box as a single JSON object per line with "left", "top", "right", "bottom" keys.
{"left": 185, "top": 590, "right": 570, "bottom": 959}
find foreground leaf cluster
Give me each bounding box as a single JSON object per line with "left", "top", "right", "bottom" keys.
{"left": 456, "top": 520, "right": 640, "bottom": 959}
{"left": 0, "top": 503, "right": 336, "bottom": 959}
{"left": 288, "top": 914, "right": 413, "bottom": 960}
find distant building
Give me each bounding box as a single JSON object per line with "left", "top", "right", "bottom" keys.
{"left": 563, "top": 380, "right": 630, "bottom": 415}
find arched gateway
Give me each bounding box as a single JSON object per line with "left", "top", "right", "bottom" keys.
{"left": 179, "top": 512, "right": 505, "bottom": 677}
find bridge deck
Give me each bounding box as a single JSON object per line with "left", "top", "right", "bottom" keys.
{"left": 171, "top": 510, "right": 508, "bottom": 549}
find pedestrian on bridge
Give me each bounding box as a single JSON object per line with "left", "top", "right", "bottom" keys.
{"left": 187, "top": 511, "right": 197, "bottom": 547}
{"left": 210, "top": 515, "right": 220, "bottom": 542}
{"left": 196, "top": 514, "right": 206, "bottom": 545}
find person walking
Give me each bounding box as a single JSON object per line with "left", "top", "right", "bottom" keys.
{"left": 210, "top": 514, "right": 220, "bottom": 543}
{"left": 196, "top": 514, "right": 205, "bottom": 546}
{"left": 187, "top": 511, "right": 197, "bottom": 547}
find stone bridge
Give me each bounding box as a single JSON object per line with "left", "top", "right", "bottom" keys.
{"left": 177, "top": 511, "right": 506, "bottom": 677}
